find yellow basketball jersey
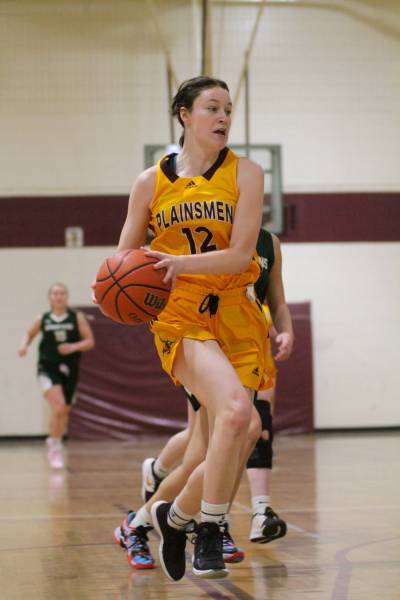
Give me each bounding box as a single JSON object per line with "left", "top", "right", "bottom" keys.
{"left": 149, "top": 148, "right": 260, "bottom": 290}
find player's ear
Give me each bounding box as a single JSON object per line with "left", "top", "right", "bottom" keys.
{"left": 179, "top": 106, "right": 190, "bottom": 126}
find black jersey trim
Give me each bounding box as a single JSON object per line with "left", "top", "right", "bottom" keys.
{"left": 202, "top": 147, "right": 229, "bottom": 181}
{"left": 160, "top": 154, "right": 179, "bottom": 183}
{"left": 160, "top": 148, "right": 229, "bottom": 183}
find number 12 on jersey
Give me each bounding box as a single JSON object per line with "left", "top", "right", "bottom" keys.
{"left": 181, "top": 226, "right": 217, "bottom": 254}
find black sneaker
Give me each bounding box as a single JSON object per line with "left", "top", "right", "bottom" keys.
{"left": 192, "top": 522, "right": 228, "bottom": 579}
{"left": 250, "top": 506, "right": 287, "bottom": 544}
{"left": 151, "top": 501, "right": 187, "bottom": 581}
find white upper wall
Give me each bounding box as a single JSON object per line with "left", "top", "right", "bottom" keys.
{"left": 0, "top": 0, "right": 399, "bottom": 194}
{"left": 214, "top": 0, "right": 400, "bottom": 191}
{"left": 0, "top": 0, "right": 197, "bottom": 195}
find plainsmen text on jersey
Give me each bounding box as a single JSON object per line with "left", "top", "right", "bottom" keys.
{"left": 149, "top": 148, "right": 260, "bottom": 290}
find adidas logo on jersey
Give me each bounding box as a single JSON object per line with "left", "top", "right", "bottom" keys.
{"left": 185, "top": 180, "right": 197, "bottom": 189}
{"left": 252, "top": 367, "right": 260, "bottom": 376}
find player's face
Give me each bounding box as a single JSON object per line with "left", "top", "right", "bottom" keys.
{"left": 183, "top": 86, "right": 232, "bottom": 149}
{"left": 49, "top": 285, "right": 68, "bottom": 310}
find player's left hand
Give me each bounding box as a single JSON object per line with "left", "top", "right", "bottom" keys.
{"left": 58, "top": 343, "right": 75, "bottom": 356}
{"left": 274, "top": 332, "right": 294, "bottom": 362}
{"left": 143, "top": 248, "right": 184, "bottom": 287}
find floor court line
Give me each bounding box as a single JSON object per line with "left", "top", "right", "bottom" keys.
{"left": 185, "top": 571, "right": 243, "bottom": 600}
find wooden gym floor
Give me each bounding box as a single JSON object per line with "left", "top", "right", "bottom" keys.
{"left": 0, "top": 431, "right": 399, "bottom": 600}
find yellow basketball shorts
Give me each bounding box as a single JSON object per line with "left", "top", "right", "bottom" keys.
{"left": 150, "top": 281, "right": 276, "bottom": 391}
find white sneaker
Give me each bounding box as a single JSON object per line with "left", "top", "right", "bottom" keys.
{"left": 46, "top": 438, "right": 64, "bottom": 469}
{"left": 141, "top": 458, "right": 161, "bottom": 502}
{"left": 250, "top": 507, "right": 287, "bottom": 544}
{"left": 48, "top": 448, "right": 64, "bottom": 469}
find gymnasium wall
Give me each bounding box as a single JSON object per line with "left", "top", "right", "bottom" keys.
{"left": 1, "top": 0, "right": 399, "bottom": 435}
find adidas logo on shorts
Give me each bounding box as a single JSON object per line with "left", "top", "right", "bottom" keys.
{"left": 160, "top": 337, "right": 174, "bottom": 355}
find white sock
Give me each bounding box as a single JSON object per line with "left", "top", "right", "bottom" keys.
{"left": 251, "top": 495, "right": 270, "bottom": 515}
{"left": 129, "top": 506, "right": 152, "bottom": 530}
{"left": 153, "top": 457, "right": 170, "bottom": 479}
{"left": 167, "top": 501, "right": 194, "bottom": 530}
{"left": 201, "top": 501, "right": 229, "bottom": 526}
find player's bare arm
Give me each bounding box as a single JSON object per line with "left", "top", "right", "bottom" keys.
{"left": 266, "top": 234, "right": 294, "bottom": 361}
{"left": 118, "top": 167, "right": 156, "bottom": 252}
{"left": 17, "top": 316, "right": 41, "bottom": 356}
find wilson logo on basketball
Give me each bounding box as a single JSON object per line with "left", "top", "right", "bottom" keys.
{"left": 144, "top": 293, "right": 166, "bottom": 311}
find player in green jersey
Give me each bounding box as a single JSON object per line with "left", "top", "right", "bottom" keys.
{"left": 247, "top": 229, "right": 294, "bottom": 543}
{"left": 18, "top": 282, "right": 95, "bottom": 468}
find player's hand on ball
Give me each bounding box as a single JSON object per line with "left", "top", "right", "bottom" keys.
{"left": 144, "top": 248, "right": 184, "bottom": 287}
{"left": 274, "top": 332, "right": 294, "bottom": 362}
{"left": 90, "top": 281, "right": 99, "bottom": 305}
{"left": 94, "top": 249, "right": 170, "bottom": 325}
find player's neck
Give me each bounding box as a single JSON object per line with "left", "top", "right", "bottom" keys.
{"left": 177, "top": 143, "right": 221, "bottom": 178}
{"left": 51, "top": 307, "right": 67, "bottom": 317}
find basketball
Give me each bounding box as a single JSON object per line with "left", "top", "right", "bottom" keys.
{"left": 94, "top": 248, "right": 171, "bottom": 325}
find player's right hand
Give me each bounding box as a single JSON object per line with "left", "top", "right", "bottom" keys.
{"left": 90, "top": 281, "right": 99, "bottom": 305}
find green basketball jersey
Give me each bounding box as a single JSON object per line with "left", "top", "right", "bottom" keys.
{"left": 38, "top": 309, "right": 81, "bottom": 368}
{"left": 254, "top": 228, "right": 275, "bottom": 304}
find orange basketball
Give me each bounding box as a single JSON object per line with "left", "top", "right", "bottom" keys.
{"left": 94, "top": 248, "right": 171, "bottom": 325}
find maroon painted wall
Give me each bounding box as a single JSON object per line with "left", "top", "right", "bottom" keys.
{"left": 280, "top": 192, "right": 400, "bottom": 243}
{"left": 69, "top": 303, "right": 313, "bottom": 439}
{"left": 69, "top": 308, "right": 187, "bottom": 440}
{"left": 1, "top": 192, "right": 399, "bottom": 247}
{"left": 273, "top": 302, "right": 313, "bottom": 434}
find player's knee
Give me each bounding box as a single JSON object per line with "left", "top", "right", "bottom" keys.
{"left": 222, "top": 388, "right": 252, "bottom": 432}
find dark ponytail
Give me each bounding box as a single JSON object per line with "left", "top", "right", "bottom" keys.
{"left": 171, "top": 76, "right": 229, "bottom": 147}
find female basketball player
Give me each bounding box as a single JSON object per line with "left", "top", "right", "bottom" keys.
{"left": 18, "top": 283, "right": 95, "bottom": 468}
{"left": 114, "top": 228, "right": 294, "bottom": 570}
{"left": 112, "top": 75, "right": 275, "bottom": 580}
